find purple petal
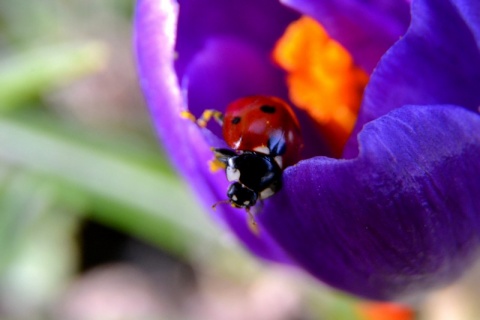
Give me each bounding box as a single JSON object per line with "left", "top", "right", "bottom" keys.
{"left": 281, "top": 0, "right": 410, "bottom": 72}
{"left": 261, "top": 105, "right": 480, "bottom": 301}
{"left": 135, "top": 0, "right": 292, "bottom": 263}
{"left": 175, "top": 0, "right": 299, "bottom": 78}
{"left": 345, "top": 0, "right": 480, "bottom": 158}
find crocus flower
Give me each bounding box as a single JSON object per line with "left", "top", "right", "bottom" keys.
{"left": 135, "top": 0, "right": 480, "bottom": 302}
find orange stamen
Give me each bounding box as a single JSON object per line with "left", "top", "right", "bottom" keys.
{"left": 356, "top": 302, "right": 415, "bottom": 320}
{"left": 273, "top": 16, "right": 369, "bottom": 157}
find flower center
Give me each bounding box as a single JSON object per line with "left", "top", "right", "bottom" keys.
{"left": 273, "top": 16, "right": 369, "bottom": 157}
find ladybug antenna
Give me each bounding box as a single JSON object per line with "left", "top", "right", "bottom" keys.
{"left": 212, "top": 199, "right": 230, "bottom": 210}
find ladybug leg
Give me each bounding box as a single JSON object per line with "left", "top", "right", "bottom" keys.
{"left": 179, "top": 109, "right": 224, "bottom": 127}
{"left": 209, "top": 148, "right": 236, "bottom": 172}
{"left": 209, "top": 159, "right": 225, "bottom": 172}
{"left": 180, "top": 110, "right": 197, "bottom": 122}
{"left": 212, "top": 148, "right": 237, "bottom": 164}
{"left": 197, "top": 109, "right": 224, "bottom": 127}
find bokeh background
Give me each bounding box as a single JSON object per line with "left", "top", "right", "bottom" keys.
{"left": 1, "top": 0, "right": 480, "bottom": 319}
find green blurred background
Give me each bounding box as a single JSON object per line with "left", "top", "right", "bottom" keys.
{"left": 0, "top": 0, "right": 478, "bottom": 319}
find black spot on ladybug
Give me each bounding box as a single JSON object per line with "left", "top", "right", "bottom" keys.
{"left": 231, "top": 116, "right": 241, "bottom": 124}
{"left": 260, "top": 105, "right": 276, "bottom": 114}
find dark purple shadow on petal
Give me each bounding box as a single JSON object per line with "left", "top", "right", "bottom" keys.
{"left": 260, "top": 105, "right": 480, "bottom": 300}
{"left": 345, "top": 0, "right": 480, "bottom": 158}
{"left": 450, "top": 0, "right": 480, "bottom": 47}
{"left": 135, "top": 0, "right": 293, "bottom": 263}
{"left": 175, "top": 0, "right": 299, "bottom": 78}
{"left": 281, "top": 0, "right": 410, "bottom": 73}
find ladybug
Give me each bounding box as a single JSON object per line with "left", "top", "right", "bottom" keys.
{"left": 197, "top": 96, "right": 303, "bottom": 212}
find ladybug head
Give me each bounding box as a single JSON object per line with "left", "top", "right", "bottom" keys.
{"left": 213, "top": 148, "right": 282, "bottom": 210}
{"left": 227, "top": 182, "right": 258, "bottom": 208}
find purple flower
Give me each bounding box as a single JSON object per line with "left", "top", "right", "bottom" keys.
{"left": 135, "top": 0, "right": 480, "bottom": 301}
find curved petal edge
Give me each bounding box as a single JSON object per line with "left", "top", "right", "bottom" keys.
{"left": 262, "top": 105, "right": 480, "bottom": 301}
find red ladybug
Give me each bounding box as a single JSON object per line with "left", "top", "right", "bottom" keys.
{"left": 203, "top": 96, "right": 303, "bottom": 210}
{"left": 221, "top": 96, "right": 303, "bottom": 168}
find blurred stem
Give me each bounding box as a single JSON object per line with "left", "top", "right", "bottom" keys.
{"left": 0, "top": 112, "right": 221, "bottom": 258}
{"left": 0, "top": 169, "right": 58, "bottom": 272}
{"left": 0, "top": 41, "right": 108, "bottom": 109}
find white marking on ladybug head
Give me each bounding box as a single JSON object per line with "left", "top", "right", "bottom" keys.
{"left": 253, "top": 145, "right": 270, "bottom": 154}
{"left": 274, "top": 156, "right": 283, "bottom": 169}
{"left": 243, "top": 200, "right": 250, "bottom": 206}
{"left": 259, "top": 187, "right": 275, "bottom": 200}
{"left": 233, "top": 138, "right": 242, "bottom": 149}
{"left": 231, "top": 194, "right": 238, "bottom": 201}
{"left": 226, "top": 166, "right": 240, "bottom": 182}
